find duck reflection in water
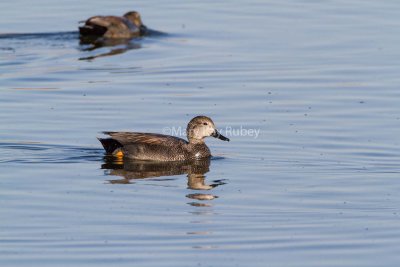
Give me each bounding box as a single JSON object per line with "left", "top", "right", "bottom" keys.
{"left": 102, "top": 157, "right": 226, "bottom": 203}
{"left": 79, "top": 38, "right": 142, "bottom": 60}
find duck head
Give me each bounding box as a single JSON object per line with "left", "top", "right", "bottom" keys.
{"left": 186, "top": 116, "right": 230, "bottom": 143}
{"left": 123, "top": 11, "right": 147, "bottom": 35}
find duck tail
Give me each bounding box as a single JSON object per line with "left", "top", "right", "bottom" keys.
{"left": 98, "top": 138, "right": 123, "bottom": 154}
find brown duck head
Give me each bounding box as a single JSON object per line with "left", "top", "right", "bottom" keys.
{"left": 186, "top": 116, "right": 230, "bottom": 144}
{"left": 123, "top": 11, "right": 147, "bottom": 35}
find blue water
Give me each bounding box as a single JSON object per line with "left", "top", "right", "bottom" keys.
{"left": 1, "top": 0, "right": 400, "bottom": 266}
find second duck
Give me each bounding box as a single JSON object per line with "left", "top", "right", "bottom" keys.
{"left": 79, "top": 10, "right": 147, "bottom": 39}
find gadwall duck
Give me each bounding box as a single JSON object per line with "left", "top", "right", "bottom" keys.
{"left": 79, "top": 11, "right": 147, "bottom": 38}
{"left": 98, "top": 116, "right": 229, "bottom": 161}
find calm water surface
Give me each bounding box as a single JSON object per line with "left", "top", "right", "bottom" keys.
{"left": 1, "top": 0, "right": 400, "bottom": 266}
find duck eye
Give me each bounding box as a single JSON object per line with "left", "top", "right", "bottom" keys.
{"left": 203, "top": 122, "right": 208, "bottom": 126}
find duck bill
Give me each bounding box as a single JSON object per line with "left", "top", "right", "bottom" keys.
{"left": 211, "top": 130, "right": 230, "bottom": 142}
{"left": 139, "top": 25, "right": 148, "bottom": 35}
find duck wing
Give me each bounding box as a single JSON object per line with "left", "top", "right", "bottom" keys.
{"left": 102, "top": 132, "right": 188, "bottom": 146}
{"left": 79, "top": 16, "right": 130, "bottom": 37}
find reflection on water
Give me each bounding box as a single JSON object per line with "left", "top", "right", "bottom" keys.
{"left": 102, "top": 157, "right": 225, "bottom": 204}
{"left": 102, "top": 157, "right": 211, "bottom": 180}
{"left": 78, "top": 38, "right": 142, "bottom": 60}
{"left": 102, "top": 157, "right": 224, "bottom": 246}
{"left": 78, "top": 28, "right": 165, "bottom": 60}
